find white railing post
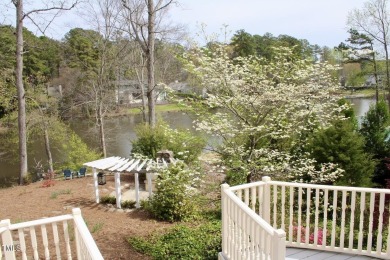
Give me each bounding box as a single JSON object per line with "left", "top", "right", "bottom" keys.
{"left": 146, "top": 172, "right": 153, "bottom": 197}
{"left": 262, "top": 176, "right": 271, "bottom": 223}
{"left": 0, "top": 219, "right": 16, "bottom": 260}
{"left": 273, "top": 229, "right": 286, "bottom": 260}
{"left": 72, "top": 209, "right": 82, "bottom": 260}
{"left": 93, "top": 168, "right": 99, "bottom": 203}
{"left": 221, "top": 183, "right": 230, "bottom": 258}
{"left": 71, "top": 208, "right": 104, "bottom": 260}
{"left": 135, "top": 172, "right": 140, "bottom": 208}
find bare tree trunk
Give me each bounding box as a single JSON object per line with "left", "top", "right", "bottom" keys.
{"left": 385, "top": 45, "right": 390, "bottom": 107}
{"left": 135, "top": 52, "right": 148, "bottom": 122}
{"left": 147, "top": 0, "right": 156, "bottom": 127}
{"left": 372, "top": 48, "right": 380, "bottom": 103}
{"left": 97, "top": 99, "right": 107, "bottom": 158}
{"left": 15, "top": 0, "right": 28, "bottom": 184}
{"left": 43, "top": 123, "right": 54, "bottom": 173}
{"left": 141, "top": 83, "right": 148, "bottom": 122}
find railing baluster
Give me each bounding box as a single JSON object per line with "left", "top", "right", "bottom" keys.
{"left": 386, "top": 199, "right": 390, "bottom": 259}
{"left": 358, "top": 191, "right": 366, "bottom": 252}
{"left": 17, "top": 228, "right": 27, "bottom": 260}
{"left": 305, "top": 187, "right": 311, "bottom": 244}
{"left": 376, "top": 192, "right": 385, "bottom": 255}
{"left": 235, "top": 201, "right": 239, "bottom": 260}
{"left": 251, "top": 186, "right": 256, "bottom": 211}
{"left": 226, "top": 194, "right": 231, "bottom": 258}
{"left": 260, "top": 228, "right": 264, "bottom": 260}
{"left": 349, "top": 191, "right": 356, "bottom": 250}
{"left": 331, "top": 189, "right": 338, "bottom": 248}
{"left": 289, "top": 186, "right": 294, "bottom": 242}
{"left": 41, "top": 224, "right": 50, "bottom": 259}
{"left": 297, "top": 186, "right": 302, "bottom": 243}
{"left": 322, "top": 189, "right": 329, "bottom": 248}
{"left": 258, "top": 185, "right": 263, "bottom": 217}
{"left": 265, "top": 231, "right": 270, "bottom": 258}
{"left": 62, "top": 220, "right": 72, "bottom": 260}
{"left": 314, "top": 188, "right": 320, "bottom": 246}
{"left": 249, "top": 217, "right": 255, "bottom": 260}
{"left": 52, "top": 222, "right": 61, "bottom": 259}
{"left": 240, "top": 211, "right": 245, "bottom": 259}
{"left": 244, "top": 188, "right": 249, "bottom": 206}
{"left": 367, "top": 192, "right": 375, "bottom": 253}
{"left": 273, "top": 185, "right": 277, "bottom": 228}
{"left": 237, "top": 189, "right": 242, "bottom": 202}
{"left": 340, "top": 190, "right": 347, "bottom": 248}
{"left": 281, "top": 185, "right": 286, "bottom": 231}
{"left": 30, "top": 226, "right": 39, "bottom": 259}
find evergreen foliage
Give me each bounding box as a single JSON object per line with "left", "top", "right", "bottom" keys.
{"left": 360, "top": 100, "right": 390, "bottom": 187}
{"left": 307, "top": 119, "right": 374, "bottom": 187}
{"left": 360, "top": 100, "right": 390, "bottom": 159}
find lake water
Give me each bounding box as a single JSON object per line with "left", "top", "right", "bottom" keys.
{"left": 0, "top": 98, "right": 377, "bottom": 186}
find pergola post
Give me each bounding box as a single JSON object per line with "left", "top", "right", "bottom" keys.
{"left": 146, "top": 172, "right": 152, "bottom": 197}
{"left": 115, "top": 172, "right": 121, "bottom": 209}
{"left": 93, "top": 168, "right": 99, "bottom": 203}
{"left": 135, "top": 172, "right": 140, "bottom": 208}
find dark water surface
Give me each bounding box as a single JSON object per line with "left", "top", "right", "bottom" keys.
{"left": 0, "top": 99, "right": 376, "bottom": 186}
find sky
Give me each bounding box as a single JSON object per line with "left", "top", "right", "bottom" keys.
{"left": 169, "top": 0, "right": 368, "bottom": 47}
{"left": 2, "top": 0, "right": 369, "bottom": 48}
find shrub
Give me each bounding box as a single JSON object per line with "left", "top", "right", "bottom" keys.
{"left": 131, "top": 121, "right": 205, "bottom": 164}
{"left": 131, "top": 122, "right": 167, "bottom": 159}
{"left": 143, "top": 162, "right": 201, "bottom": 222}
{"left": 129, "top": 221, "right": 221, "bottom": 260}
{"left": 100, "top": 195, "right": 136, "bottom": 209}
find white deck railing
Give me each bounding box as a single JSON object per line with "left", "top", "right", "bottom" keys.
{"left": 0, "top": 208, "right": 103, "bottom": 260}
{"left": 221, "top": 176, "right": 390, "bottom": 260}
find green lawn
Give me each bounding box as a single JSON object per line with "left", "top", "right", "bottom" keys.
{"left": 337, "top": 87, "right": 387, "bottom": 98}
{"left": 127, "top": 103, "right": 190, "bottom": 114}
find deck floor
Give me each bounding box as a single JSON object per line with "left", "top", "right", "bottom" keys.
{"left": 286, "top": 248, "right": 380, "bottom": 260}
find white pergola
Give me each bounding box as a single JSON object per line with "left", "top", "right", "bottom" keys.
{"left": 84, "top": 156, "right": 171, "bottom": 208}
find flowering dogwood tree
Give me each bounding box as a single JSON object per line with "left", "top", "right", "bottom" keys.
{"left": 184, "top": 45, "right": 346, "bottom": 184}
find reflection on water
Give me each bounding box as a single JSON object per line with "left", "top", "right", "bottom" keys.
{"left": 348, "top": 98, "right": 376, "bottom": 122}
{"left": 0, "top": 99, "right": 376, "bottom": 186}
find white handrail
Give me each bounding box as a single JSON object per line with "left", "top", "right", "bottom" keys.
{"left": 223, "top": 177, "right": 390, "bottom": 260}
{"left": 7, "top": 215, "right": 73, "bottom": 230}
{"left": 0, "top": 208, "right": 103, "bottom": 260}
{"left": 72, "top": 208, "right": 104, "bottom": 260}
{"left": 221, "top": 183, "right": 286, "bottom": 260}
{"left": 270, "top": 180, "right": 390, "bottom": 194}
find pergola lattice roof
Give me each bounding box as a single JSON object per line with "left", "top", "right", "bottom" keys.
{"left": 84, "top": 156, "right": 172, "bottom": 208}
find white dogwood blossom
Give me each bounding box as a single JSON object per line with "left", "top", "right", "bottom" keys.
{"left": 185, "top": 45, "right": 346, "bottom": 184}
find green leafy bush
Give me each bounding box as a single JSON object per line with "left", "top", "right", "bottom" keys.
{"left": 131, "top": 122, "right": 167, "bottom": 159}
{"left": 129, "top": 221, "right": 221, "bottom": 260}
{"left": 131, "top": 121, "right": 205, "bottom": 164}
{"left": 100, "top": 195, "right": 136, "bottom": 209}
{"left": 143, "top": 162, "right": 201, "bottom": 222}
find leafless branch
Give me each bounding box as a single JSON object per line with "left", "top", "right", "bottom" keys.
{"left": 23, "top": 1, "right": 80, "bottom": 19}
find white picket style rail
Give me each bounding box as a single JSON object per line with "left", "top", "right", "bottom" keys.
{"left": 220, "top": 176, "right": 390, "bottom": 260}
{"left": 0, "top": 208, "right": 103, "bottom": 260}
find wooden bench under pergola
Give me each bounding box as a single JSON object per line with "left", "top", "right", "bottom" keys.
{"left": 84, "top": 156, "right": 172, "bottom": 208}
